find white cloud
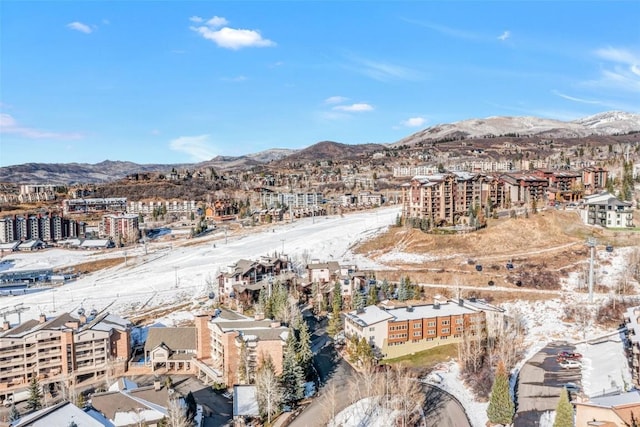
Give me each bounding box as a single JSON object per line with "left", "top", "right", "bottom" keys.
{"left": 324, "top": 96, "right": 349, "bottom": 105}
{"left": 401, "top": 117, "right": 427, "bottom": 127}
{"left": 169, "top": 134, "right": 217, "bottom": 161}
{"left": 189, "top": 16, "right": 204, "bottom": 23}
{"left": 333, "top": 103, "right": 374, "bottom": 112}
{"left": 498, "top": 30, "right": 511, "bottom": 41}
{"left": 206, "top": 16, "right": 229, "bottom": 28}
{"left": 0, "top": 113, "right": 83, "bottom": 140}
{"left": 190, "top": 15, "right": 275, "bottom": 50}
{"left": 347, "top": 56, "right": 419, "bottom": 82}
{"left": 402, "top": 18, "right": 479, "bottom": 40}
{"left": 150, "top": 129, "right": 161, "bottom": 136}
{"left": 589, "top": 46, "right": 640, "bottom": 93}
{"left": 67, "top": 21, "right": 92, "bottom": 34}
{"left": 551, "top": 90, "right": 601, "bottom": 105}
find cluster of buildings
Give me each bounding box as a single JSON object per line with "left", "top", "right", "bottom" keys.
{"left": 63, "top": 197, "right": 127, "bottom": 215}
{"left": 0, "top": 214, "right": 86, "bottom": 244}
{"left": 401, "top": 167, "right": 616, "bottom": 227}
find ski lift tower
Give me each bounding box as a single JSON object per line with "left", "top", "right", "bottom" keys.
{"left": 587, "top": 237, "right": 597, "bottom": 304}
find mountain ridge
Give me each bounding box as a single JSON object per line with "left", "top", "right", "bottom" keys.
{"left": 1, "top": 111, "right": 638, "bottom": 184}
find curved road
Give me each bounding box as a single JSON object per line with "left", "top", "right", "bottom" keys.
{"left": 423, "top": 383, "right": 471, "bottom": 427}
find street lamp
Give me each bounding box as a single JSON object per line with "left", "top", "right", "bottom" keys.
{"left": 280, "top": 239, "right": 285, "bottom": 255}
{"left": 173, "top": 266, "right": 179, "bottom": 288}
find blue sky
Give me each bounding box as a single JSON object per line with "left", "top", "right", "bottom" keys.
{"left": 1, "top": 1, "right": 639, "bottom": 166}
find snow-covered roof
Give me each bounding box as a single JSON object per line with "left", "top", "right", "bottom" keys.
{"left": 390, "top": 302, "right": 477, "bottom": 321}
{"left": 233, "top": 385, "right": 259, "bottom": 417}
{"left": 587, "top": 390, "right": 640, "bottom": 407}
{"left": 80, "top": 239, "right": 111, "bottom": 248}
{"left": 346, "top": 305, "right": 394, "bottom": 327}
{"left": 10, "top": 401, "right": 103, "bottom": 427}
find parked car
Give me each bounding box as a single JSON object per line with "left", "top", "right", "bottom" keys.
{"left": 558, "top": 351, "right": 582, "bottom": 360}
{"left": 559, "top": 360, "right": 582, "bottom": 369}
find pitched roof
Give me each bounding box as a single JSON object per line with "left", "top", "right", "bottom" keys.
{"left": 10, "top": 401, "right": 103, "bottom": 427}
{"left": 144, "top": 327, "right": 197, "bottom": 352}
{"left": 90, "top": 386, "right": 170, "bottom": 421}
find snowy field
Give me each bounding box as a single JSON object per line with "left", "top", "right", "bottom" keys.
{"left": 0, "top": 207, "right": 399, "bottom": 324}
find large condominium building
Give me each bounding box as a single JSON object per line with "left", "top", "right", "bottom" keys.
{"left": 0, "top": 312, "right": 131, "bottom": 401}
{"left": 0, "top": 215, "right": 85, "bottom": 243}
{"left": 100, "top": 213, "right": 140, "bottom": 241}
{"left": 63, "top": 198, "right": 127, "bottom": 215}
{"left": 127, "top": 200, "right": 199, "bottom": 215}
{"left": 344, "top": 299, "right": 497, "bottom": 359}
{"left": 261, "top": 192, "right": 323, "bottom": 209}
{"left": 195, "top": 314, "right": 287, "bottom": 387}
{"left": 580, "top": 192, "right": 634, "bottom": 228}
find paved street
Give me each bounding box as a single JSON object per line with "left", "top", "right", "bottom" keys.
{"left": 423, "top": 384, "right": 471, "bottom": 427}
{"left": 514, "top": 342, "right": 581, "bottom": 427}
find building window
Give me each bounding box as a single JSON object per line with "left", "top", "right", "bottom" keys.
{"left": 413, "top": 322, "right": 422, "bottom": 329}
{"left": 428, "top": 321, "right": 436, "bottom": 327}
{"left": 369, "top": 327, "right": 374, "bottom": 332}
{"left": 456, "top": 318, "right": 463, "bottom": 324}
{"left": 442, "top": 328, "right": 450, "bottom": 333}
{"left": 442, "top": 320, "right": 450, "bottom": 325}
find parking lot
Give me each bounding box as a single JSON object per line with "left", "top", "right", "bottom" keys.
{"left": 514, "top": 342, "right": 582, "bottom": 427}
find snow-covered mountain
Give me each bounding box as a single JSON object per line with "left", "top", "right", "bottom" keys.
{"left": 395, "top": 111, "right": 640, "bottom": 146}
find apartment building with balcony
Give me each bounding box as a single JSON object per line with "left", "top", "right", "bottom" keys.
{"left": 500, "top": 173, "right": 549, "bottom": 206}
{"left": 0, "top": 312, "right": 131, "bottom": 401}
{"left": 0, "top": 215, "right": 85, "bottom": 243}
{"left": 582, "top": 166, "right": 608, "bottom": 195}
{"left": 100, "top": 213, "right": 140, "bottom": 242}
{"left": 580, "top": 192, "right": 634, "bottom": 228}
{"left": 194, "top": 314, "right": 287, "bottom": 387}
{"left": 63, "top": 197, "right": 127, "bottom": 215}
{"left": 344, "top": 299, "right": 491, "bottom": 359}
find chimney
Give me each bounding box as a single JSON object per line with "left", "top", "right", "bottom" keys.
{"left": 79, "top": 314, "right": 87, "bottom": 325}
{"left": 39, "top": 313, "right": 47, "bottom": 323}
{"left": 2, "top": 320, "right": 10, "bottom": 331}
{"left": 458, "top": 298, "right": 464, "bottom": 307}
{"left": 154, "top": 380, "right": 162, "bottom": 391}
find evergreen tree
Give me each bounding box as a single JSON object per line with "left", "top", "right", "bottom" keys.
{"left": 185, "top": 391, "right": 197, "bottom": 421}
{"left": 332, "top": 282, "right": 342, "bottom": 312}
{"left": 553, "top": 387, "right": 574, "bottom": 427}
{"left": 8, "top": 404, "right": 20, "bottom": 422}
{"left": 26, "top": 377, "right": 43, "bottom": 412}
{"left": 259, "top": 287, "right": 271, "bottom": 319}
{"left": 397, "top": 280, "right": 408, "bottom": 302}
{"left": 367, "top": 284, "right": 378, "bottom": 306}
{"left": 296, "top": 321, "right": 313, "bottom": 376}
{"left": 357, "top": 337, "right": 374, "bottom": 365}
{"left": 280, "top": 330, "right": 305, "bottom": 406}
{"left": 354, "top": 289, "right": 366, "bottom": 311}
{"left": 487, "top": 362, "right": 514, "bottom": 426}
{"left": 380, "top": 280, "right": 390, "bottom": 299}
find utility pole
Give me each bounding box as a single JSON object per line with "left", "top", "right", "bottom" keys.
{"left": 280, "top": 239, "right": 285, "bottom": 255}
{"left": 587, "top": 237, "right": 597, "bottom": 304}
{"left": 173, "top": 266, "right": 179, "bottom": 288}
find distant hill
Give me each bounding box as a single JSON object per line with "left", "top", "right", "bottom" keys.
{"left": 394, "top": 111, "right": 640, "bottom": 147}
{"left": 2, "top": 111, "right": 637, "bottom": 184}
{"left": 275, "top": 141, "right": 386, "bottom": 165}
{"left": 0, "top": 149, "right": 298, "bottom": 184}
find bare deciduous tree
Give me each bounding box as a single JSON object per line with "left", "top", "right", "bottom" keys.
{"left": 165, "top": 397, "right": 191, "bottom": 427}
{"left": 255, "top": 356, "right": 282, "bottom": 425}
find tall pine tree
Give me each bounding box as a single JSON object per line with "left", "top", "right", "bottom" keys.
{"left": 297, "top": 321, "right": 313, "bottom": 377}
{"left": 553, "top": 387, "right": 573, "bottom": 427}
{"left": 487, "top": 362, "right": 514, "bottom": 426}
{"left": 280, "top": 329, "right": 305, "bottom": 406}
{"left": 27, "top": 377, "right": 43, "bottom": 412}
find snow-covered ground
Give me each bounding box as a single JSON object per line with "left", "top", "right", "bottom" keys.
{"left": 435, "top": 361, "right": 489, "bottom": 427}
{"left": 0, "top": 207, "right": 399, "bottom": 324}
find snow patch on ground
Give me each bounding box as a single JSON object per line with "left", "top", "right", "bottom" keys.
{"left": 329, "top": 397, "right": 401, "bottom": 427}
{"left": 436, "top": 361, "right": 489, "bottom": 427}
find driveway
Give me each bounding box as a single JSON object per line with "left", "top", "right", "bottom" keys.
{"left": 171, "top": 375, "right": 233, "bottom": 427}
{"left": 423, "top": 384, "right": 471, "bottom": 427}
{"left": 514, "top": 342, "right": 582, "bottom": 427}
